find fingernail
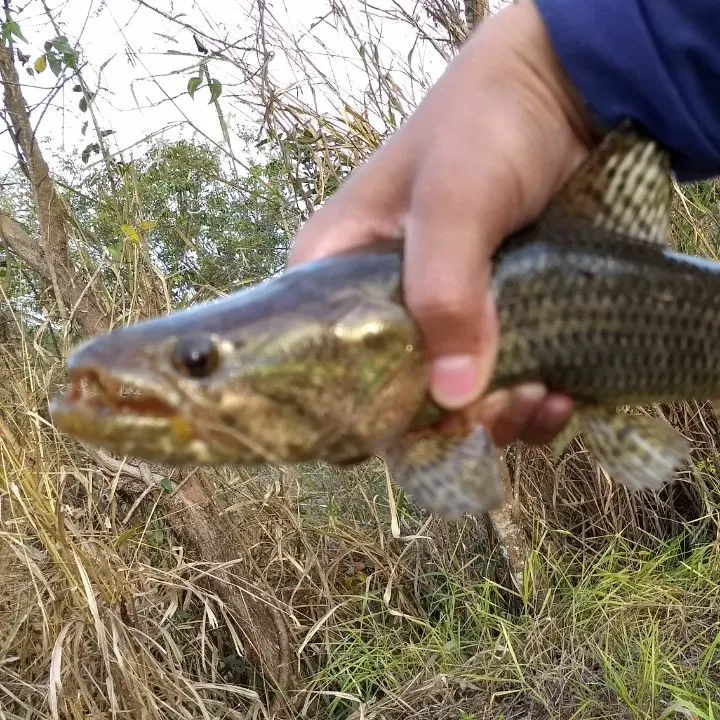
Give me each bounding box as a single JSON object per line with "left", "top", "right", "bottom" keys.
{"left": 510, "top": 382, "right": 547, "bottom": 406}
{"left": 430, "top": 354, "right": 482, "bottom": 409}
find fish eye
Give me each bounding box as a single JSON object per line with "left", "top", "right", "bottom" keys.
{"left": 171, "top": 334, "right": 220, "bottom": 378}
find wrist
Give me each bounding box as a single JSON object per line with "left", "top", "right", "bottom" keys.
{"left": 482, "top": 0, "right": 599, "bottom": 149}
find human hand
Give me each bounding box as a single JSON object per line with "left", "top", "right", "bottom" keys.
{"left": 289, "top": 0, "right": 594, "bottom": 447}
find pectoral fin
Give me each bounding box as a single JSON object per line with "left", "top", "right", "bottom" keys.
{"left": 550, "top": 415, "right": 582, "bottom": 459}
{"left": 579, "top": 409, "right": 690, "bottom": 491}
{"left": 383, "top": 426, "right": 504, "bottom": 519}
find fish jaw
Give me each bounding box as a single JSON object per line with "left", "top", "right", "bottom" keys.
{"left": 49, "top": 361, "right": 332, "bottom": 466}
{"left": 49, "top": 250, "right": 429, "bottom": 467}
{"left": 49, "top": 366, "right": 243, "bottom": 464}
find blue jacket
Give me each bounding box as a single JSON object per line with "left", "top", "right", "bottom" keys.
{"left": 535, "top": 0, "right": 720, "bottom": 181}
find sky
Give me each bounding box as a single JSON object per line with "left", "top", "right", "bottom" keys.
{"left": 1, "top": 0, "right": 483, "bottom": 177}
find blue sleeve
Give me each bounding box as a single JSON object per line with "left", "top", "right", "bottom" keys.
{"left": 534, "top": 0, "right": 720, "bottom": 182}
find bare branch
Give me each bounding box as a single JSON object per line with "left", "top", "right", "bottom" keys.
{"left": 0, "top": 210, "right": 44, "bottom": 272}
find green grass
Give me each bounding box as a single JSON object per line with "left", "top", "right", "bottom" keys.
{"left": 302, "top": 532, "right": 720, "bottom": 719}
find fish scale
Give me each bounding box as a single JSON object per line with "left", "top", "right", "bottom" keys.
{"left": 49, "top": 125, "right": 717, "bottom": 519}
{"left": 491, "top": 230, "right": 720, "bottom": 404}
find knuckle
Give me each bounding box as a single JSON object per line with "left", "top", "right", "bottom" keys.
{"left": 409, "top": 284, "right": 478, "bottom": 327}
{"left": 406, "top": 283, "right": 482, "bottom": 352}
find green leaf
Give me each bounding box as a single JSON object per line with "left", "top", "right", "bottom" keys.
{"left": 79, "top": 96, "right": 87, "bottom": 113}
{"left": 107, "top": 242, "right": 123, "bottom": 262}
{"left": 3, "top": 20, "right": 27, "bottom": 43}
{"left": 137, "top": 219, "right": 157, "bottom": 232}
{"left": 208, "top": 78, "right": 222, "bottom": 103}
{"left": 62, "top": 50, "right": 79, "bottom": 70}
{"left": 33, "top": 55, "right": 47, "bottom": 73}
{"left": 160, "top": 477, "right": 173, "bottom": 493}
{"left": 120, "top": 224, "right": 140, "bottom": 244}
{"left": 187, "top": 76, "right": 202, "bottom": 98}
{"left": 51, "top": 36, "right": 73, "bottom": 54}
{"left": 81, "top": 121, "right": 88, "bottom": 136}
{"left": 47, "top": 52, "right": 61, "bottom": 77}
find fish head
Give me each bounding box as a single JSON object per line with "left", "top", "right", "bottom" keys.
{"left": 50, "top": 252, "right": 428, "bottom": 465}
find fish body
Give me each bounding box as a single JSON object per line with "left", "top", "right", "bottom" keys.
{"left": 491, "top": 229, "right": 720, "bottom": 405}
{"left": 50, "top": 127, "right": 711, "bottom": 518}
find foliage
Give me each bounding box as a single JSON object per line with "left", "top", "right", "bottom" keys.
{"left": 68, "top": 139, "right": 301, "bottom": 304}
{"left": 3, "top": 363, "right": 720, "bottom": 718}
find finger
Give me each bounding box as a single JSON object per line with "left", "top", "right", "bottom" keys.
{"left": 518, "top": 393, "right": 574, "bottom": 445}
{"left": 483, "top": 383, "right": 548, "bottom": 447}
{"left": 426, "top": 290, "right": 501, "bottom": 411}
{"left": 471, "top": 387, "right": 573, "bottom": 447}
{"left": 404, "top": 142, "right": 520, "bottom": 410}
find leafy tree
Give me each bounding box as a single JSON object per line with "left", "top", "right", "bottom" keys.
{"left": 69, "top": 139, "right": 302, "bottom": 307}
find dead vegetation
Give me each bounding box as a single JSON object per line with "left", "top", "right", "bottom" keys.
{"left": 1, "top": 1, "right": 720, "bottom": 718}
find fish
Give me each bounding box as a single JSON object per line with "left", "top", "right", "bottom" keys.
{"left": 50, "top": 126, "right": 717, "bottom": 519}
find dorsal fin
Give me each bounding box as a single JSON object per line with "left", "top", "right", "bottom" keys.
{"left": 542, "top": 125, "right": 672, "bottom": 246}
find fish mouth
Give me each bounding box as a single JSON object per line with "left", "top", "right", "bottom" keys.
{"left": 49, "top": 367, "right": 183, "bottom": 442}
{"left": 49, "top": 367, "right": 201, "bottom": 462}
{"left": 50, "top": 368, "right": 179, "bottom": 436}
{"left": 50, "top": 368, "right": 250, "bottom": 466}
{"left": 58, "top": 368, "right": 178, "bottom": 419}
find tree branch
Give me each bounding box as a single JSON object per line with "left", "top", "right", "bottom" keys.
{"left": 0, "top": 42, "right": 110, "bottom": 336}
{"left": 0, "top": 211, "right": 45, "bottom": 272}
